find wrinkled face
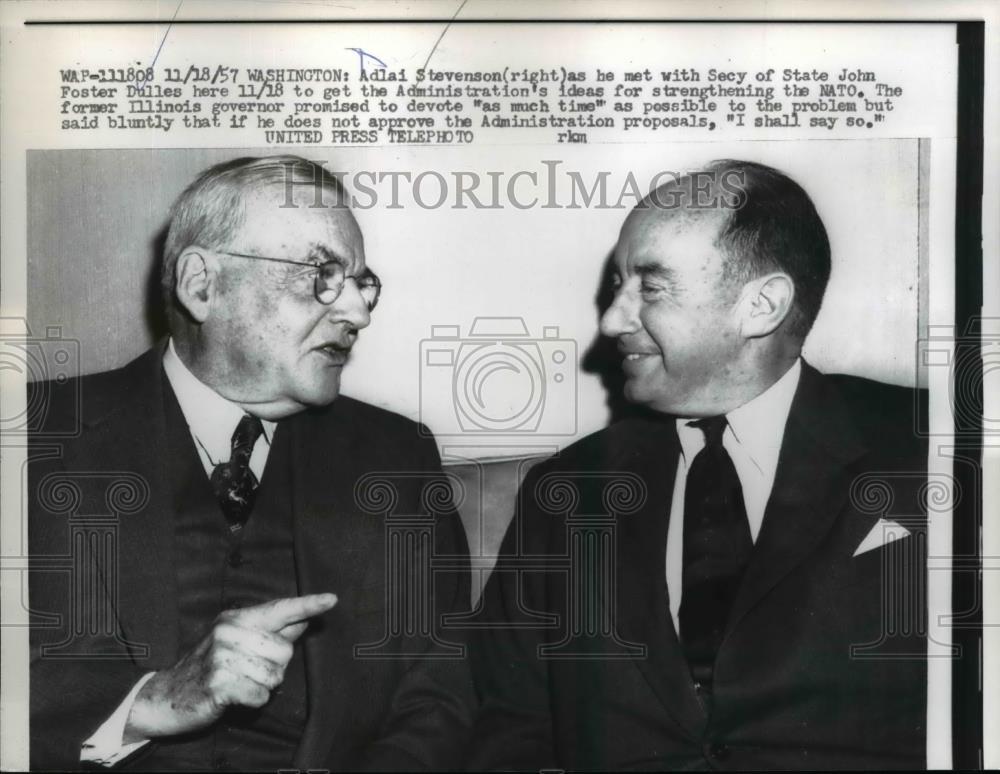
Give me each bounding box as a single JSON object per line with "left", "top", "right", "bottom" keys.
{"left": 205, "top": 188, "right": 370, "bottom": 417}
{"left": 600, "top": 206, "right": 744, "bottom": 417}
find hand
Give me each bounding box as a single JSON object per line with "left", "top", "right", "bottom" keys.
{"left": 123, "top": 593, "right": 337, "bottom": 742}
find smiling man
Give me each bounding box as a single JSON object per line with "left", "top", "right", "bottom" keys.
{"left": 29, "top": 156, "right": 473, "bottom": 771}
{"left": 471, "top": 160, "right": 928, "bottom": 770}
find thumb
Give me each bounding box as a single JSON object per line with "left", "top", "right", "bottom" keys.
{"left": 278, "top": 621, "right": 309, "bottom": 642}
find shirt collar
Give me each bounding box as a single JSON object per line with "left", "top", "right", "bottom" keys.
{"left": 162, "top": 338, "right": 275, "bottom": 465}
{"left": 675, "top": 358, "right": 802, "bottom": 473}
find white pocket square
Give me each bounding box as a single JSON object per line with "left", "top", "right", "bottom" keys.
{"left": 853, "top": 519, "right": 911, "bottom": 557}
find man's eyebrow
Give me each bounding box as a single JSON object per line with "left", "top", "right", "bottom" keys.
{"left": 310, "top": 244, "right": 376, "bottom": 278}
{"left": 309, "top": 245, "right": 349, "bottom": 266}
{"left": 631, "top": 261, "right": 678, "bottom": 283}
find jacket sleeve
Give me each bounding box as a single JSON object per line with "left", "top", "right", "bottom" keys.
{"left": 28, "top": 456, "right": 150, "bottom": 770}
{"left": 467, "top": 463, "right": 558, "bottom": 771}
{"left": 343, "top": 431, "right": 477, "bottom": 771}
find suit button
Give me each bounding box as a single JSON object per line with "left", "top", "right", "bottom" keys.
{"left": 212, "top": 755, "right": 232, "bottom": 770}
{"left": 227, "top": 550, "right": 244, "bottom": 568}
{"left": 708, "top": 742, "right": 730, "bottom": 761}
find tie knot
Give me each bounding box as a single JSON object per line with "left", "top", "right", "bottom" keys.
{"left": 688, "top": 415, "right": 728, "bottom": 449}
{"left": 232, "top": 413, "right": 264, "bottom": 454}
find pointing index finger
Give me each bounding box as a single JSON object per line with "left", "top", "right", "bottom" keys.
{"left": 234, "top": 593, "right": 337, "bottom": 633}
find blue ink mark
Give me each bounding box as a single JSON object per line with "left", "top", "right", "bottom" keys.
{"left": 149, "top": 0, "right": 184, "bottom": 71}
{"left": 421, "top": 0, "right": 470, "bottom": 71}
{"left": 346, "top": 48, "right": 387, "bottom": 73}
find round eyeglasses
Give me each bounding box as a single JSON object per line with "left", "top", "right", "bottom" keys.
{"left": 216, "top": 250, "right": 381, "bottom": 311}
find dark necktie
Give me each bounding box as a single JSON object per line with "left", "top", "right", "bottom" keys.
{"left": 678, "top": 415, "right": 753, "bottom": 701}
{"left": 210, "top": 413, "right": 264, "bottom": 534}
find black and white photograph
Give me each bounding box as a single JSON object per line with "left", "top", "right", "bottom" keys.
{"left": 0, "top": 2, "right": 994, "bottom": 771}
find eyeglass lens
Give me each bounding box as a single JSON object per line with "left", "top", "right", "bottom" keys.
{"left": 315, "top": 263, "right": 380, "bottom": 310}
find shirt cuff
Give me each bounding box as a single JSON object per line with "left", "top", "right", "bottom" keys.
{"left": 80, "top": 672, "right": 156, "bottom": 766}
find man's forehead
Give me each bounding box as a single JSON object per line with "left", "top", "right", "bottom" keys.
{"left": 239, "top": 188, "right": 362, "bottom": 252}
{"left": 631, "top": 196, "right": 728, "bottom": 231}
{"left": 243, "top": 184, "right": 349, "bottom": 219}
{"left": 616, "top": 205, "right": 726, "bottom": 268}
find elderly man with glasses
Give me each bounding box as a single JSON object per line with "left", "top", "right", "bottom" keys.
{"left": 28, "top": 156, "right": 474, "bottom": 771}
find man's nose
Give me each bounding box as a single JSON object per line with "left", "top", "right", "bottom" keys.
{"left": 600, "top": 286, "right": 639, "bottom": 338}
{"left": 329, "top": 279, "right": 371, "bottom": 330}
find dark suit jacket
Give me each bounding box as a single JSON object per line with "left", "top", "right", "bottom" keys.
{"left": 28, "top": 346, "right": 475, "bottom": 771}
{"left": 470, "top": 363, "right": 928, "bottom": 771}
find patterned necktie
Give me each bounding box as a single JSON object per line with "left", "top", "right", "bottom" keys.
{"left": 210, "top": 413, "right": 264, "bottom": 534}
{"left": 678, "top": 415, "right": 753, "bottom": 702}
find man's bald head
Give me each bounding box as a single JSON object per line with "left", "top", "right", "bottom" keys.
{"left": 640, "top": 160, "right": 831, "bottom": 339}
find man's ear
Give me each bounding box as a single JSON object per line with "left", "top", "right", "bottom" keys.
{"left": 738, "top": 272, "right": 795, "bottom": 338}
{"left": 173, "top": 248, "right": 219, "bottom": 323}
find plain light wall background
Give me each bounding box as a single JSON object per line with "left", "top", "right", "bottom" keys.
{"left": 27, "top": 140, "right": 921, "bottom": 453}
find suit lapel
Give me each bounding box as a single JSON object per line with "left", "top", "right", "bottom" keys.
{"left": 611, "top": 420, "right": 708, "bottom": 741}
{"left": 87, "top": 353, "right": 377, "bottom": 763}
{"left": 290, "top": 402, "right": 380, "bottom": 768}
{"left": 725, "top": 363, "right": 868, "bottom": 638}
{"left": 68, "top": 346, "right": 180, "bottom": 667}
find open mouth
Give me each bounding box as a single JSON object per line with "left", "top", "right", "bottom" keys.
{"left": 316, "top": 344, "right": 350, "bottom": 364}
{"left": 620, "top": 352, "right": 659, "bottom": 372}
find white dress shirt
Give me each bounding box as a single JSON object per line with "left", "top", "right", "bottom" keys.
{"left": 161, "top": 338, "right": 276, "bottom": 480}
{"left": 81, "top": 339, "right": 274, "bottom": 766}
{"left": 665, "top": 359, "right": 802, "bottom": 635}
